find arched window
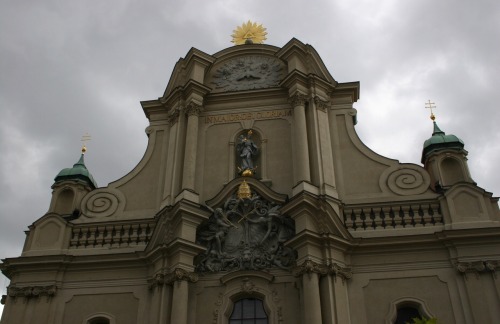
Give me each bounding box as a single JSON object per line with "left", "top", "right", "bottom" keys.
{"left": 387, "top": 298, "right": 435, "bottom": 324}
{"left": 229, "top": 298, "right": 268, "bottom": 324}
{"left": 87, "top": 317, "right": 109, "bottom": 324}
{"left": 83, "top": 313, "right": 115, "bottom": 324}
{"left": 394, "top": 306, "right": 421, "bottom": 324}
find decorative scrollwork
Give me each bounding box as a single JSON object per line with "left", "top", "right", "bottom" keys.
{"left": 380, "top": 164, "right": 430, "bottom": 196}
{"left": 81, "top": 189, "right": 123, "bottom": 218}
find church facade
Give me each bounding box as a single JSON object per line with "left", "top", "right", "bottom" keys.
{"left": 2, "top": 37, "right": 500, "bottom": 324}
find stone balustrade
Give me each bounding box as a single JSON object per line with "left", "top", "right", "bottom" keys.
{"left": 69, "top": 220, "right": 155, "bottom": 248}
{"left": 343, "top": 202, "right": 443, "bottom": 231}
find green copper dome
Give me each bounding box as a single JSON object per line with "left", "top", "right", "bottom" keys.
{"left": 54, "top": 154, "right": 97, "bottom": 189}
{"left": 421, "top": 122, "right": 464, "bottom": 163}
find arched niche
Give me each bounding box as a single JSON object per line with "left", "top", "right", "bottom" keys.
{"left": 54, "top": 188, "right": 75, "bottom": 215}
{"left": 440, "top": 157, "right": 465, "bottom": 186}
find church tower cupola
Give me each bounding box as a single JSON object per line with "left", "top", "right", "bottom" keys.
{"left": 54, "top": 153, "right": 97, "bottom": 189}
{"left": 48, "top": 145, "right": 97, "bottom": 217}
{"left": 421, "top": 105, "right": 473, "bottom": 191}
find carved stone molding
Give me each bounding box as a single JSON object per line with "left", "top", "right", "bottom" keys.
{"left": 212, "top": 292, "right": 223, "bottom": 324}
{"left": 313, "top": 96, "right": 330, "bottom": 113}
{"left": 185, "top": 103, "right": 204, "bottom": 117}
{"left": 288, "top": 93, "right": 307, "bottom": 107}
{"left": 7, "top": 285, "right": 57, "bottom": 301}
{"left": 293, "top": 260, "right": 328, "bottom": 277}
{"left": 148, "top": 268, "right": 199, "bottom": 289}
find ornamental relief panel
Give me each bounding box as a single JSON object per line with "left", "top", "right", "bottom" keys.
{"left": 194, "top": 182, "right": 297, "bottom": 272}
{"left": 208, "top": 56, "right": 286, "bottom": 92}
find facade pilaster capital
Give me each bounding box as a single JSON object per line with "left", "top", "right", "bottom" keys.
{"left": 485, "top": 260, "right": 500, "bottom": 279}
{"left": 148, "top": 268, "right": 199, "bottom": 289}
{"left": 328, "top": 263, "right": 352, "bottom": 283}
{"left": 167, "top": 107, "right": 180, "bottom": 126}
{"left": 185, "top": 102, "right": 204, "bottom": 117}
{"left": 7, "top": 284, "right": 57, "bottom": 300}
{"left": 293, "top": 260, "right": 328, "bottom": 277}
{"left": 165, "top": 268, "right": 199, "bottom": 285}
{"left": 455, "top": 261, "right": 486, "bottom": 280}
{"left": 288, "top": 93, "right": 307, "bottom": 108}
{"left": 313, "top": 96, "right": 331, "bottom": 113}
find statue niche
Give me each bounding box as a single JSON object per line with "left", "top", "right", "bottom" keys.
{"left": 194, "top": 182, "right": 296, "bottom": 272}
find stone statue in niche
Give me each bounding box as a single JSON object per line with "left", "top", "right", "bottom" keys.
{"left": 195, "top": 184, "right": 296, "bottom": 272}
{"left": 237, "top": 130, "right": 258, "bottom": 177}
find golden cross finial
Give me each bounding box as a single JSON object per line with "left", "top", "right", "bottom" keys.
{"left": 81, "top": 133, "right": 91, "bottom": 154}
{"left": 425, "top": 100, "right": 437, "bottom": 121}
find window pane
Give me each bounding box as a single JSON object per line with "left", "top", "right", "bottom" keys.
{"left": 395, "top": 307, "right": 421, "bottom": 324}
{"left": 231, "top": 300, "right": 242, "bottom": 319}
{"left": 242, "top": 299, "right": 255, "bottom": 318}
{"left": 255, "top": 299, "right": 267, "bottom": 318}
{"left": 229, "top": 298, "right": 269, "bottom": 323}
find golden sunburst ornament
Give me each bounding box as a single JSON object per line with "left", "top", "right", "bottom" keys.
{"left": 231, "top": 20, "right": 267, "bottom": 45}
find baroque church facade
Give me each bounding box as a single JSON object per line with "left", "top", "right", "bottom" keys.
{"left": 2, "top": 36, "right": 500, "bottom": 324}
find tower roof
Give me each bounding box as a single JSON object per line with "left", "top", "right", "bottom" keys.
{"left": 421, "top": 121, "right": 464, "bottom": 163}
{"left": 54, "top": 154, "right": 97, "bottom": 189}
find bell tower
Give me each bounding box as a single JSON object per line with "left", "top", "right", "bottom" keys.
{"left": 421, "top": 101, "right": 472, "bottom": 192}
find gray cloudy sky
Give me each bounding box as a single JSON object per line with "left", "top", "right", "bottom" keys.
{"left": 1, "top": 0, "right": 499, "bottom": 311}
